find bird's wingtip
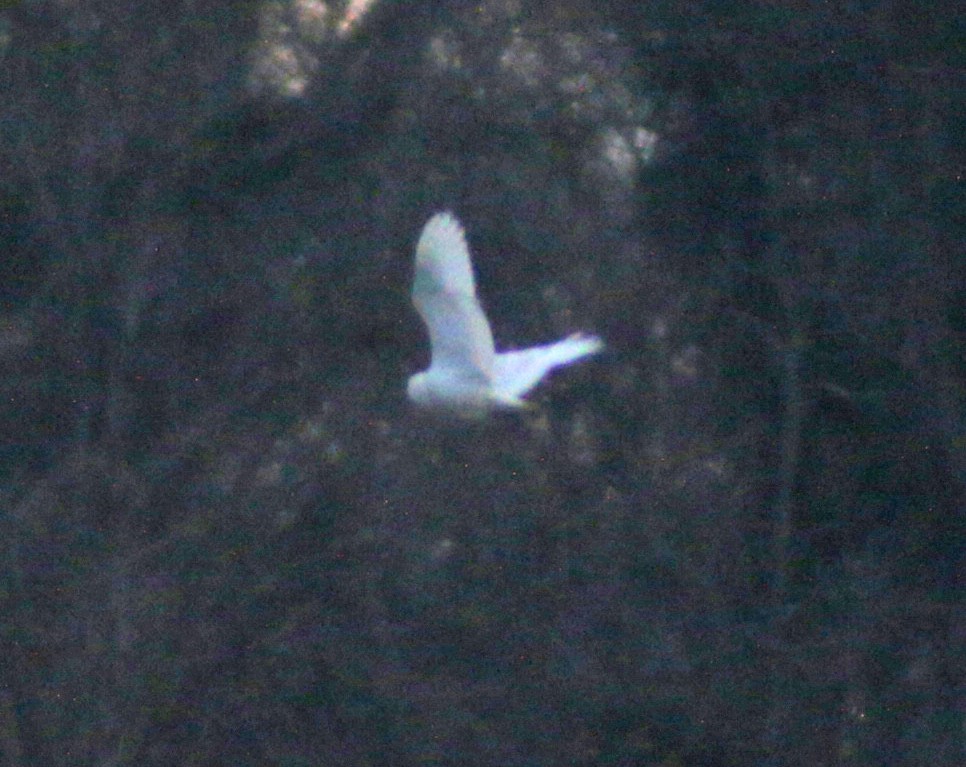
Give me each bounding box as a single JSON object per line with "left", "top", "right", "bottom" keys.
{"left": 424, "top": 210, "right": 461, "bottom": 231}
{"left": 567, "top": 331, "right": 605, "bottom": 353}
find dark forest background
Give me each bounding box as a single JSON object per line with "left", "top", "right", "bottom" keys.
{"left": 0, "top": 1, "right": 962, "bottom": 765}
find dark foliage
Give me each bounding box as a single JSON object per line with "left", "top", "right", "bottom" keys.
{"left": 1, "top": 1, "right": 961, "bottom": 765}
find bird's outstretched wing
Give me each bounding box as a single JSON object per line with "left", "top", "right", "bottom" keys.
{"left": 493, "top": 333, "right": 603, "bottom": 400}
{"left": 412, "top": 212, "right": 495, "bottom": 380}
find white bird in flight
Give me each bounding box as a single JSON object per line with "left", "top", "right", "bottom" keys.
{"left": 407, "top": 212, "right": 603, "bottom": 414}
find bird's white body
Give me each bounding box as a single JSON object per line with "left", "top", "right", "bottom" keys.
{"left": 408, "top": 212, "right": 602, "bottom": 414}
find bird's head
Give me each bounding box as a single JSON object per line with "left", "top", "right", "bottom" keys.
{"left": 406, "top": 371, "right": 431, "bottom": 406}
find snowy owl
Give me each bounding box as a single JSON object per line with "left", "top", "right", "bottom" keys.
{"left": 407, "top": 211, "right": 603, "bottom": 414}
